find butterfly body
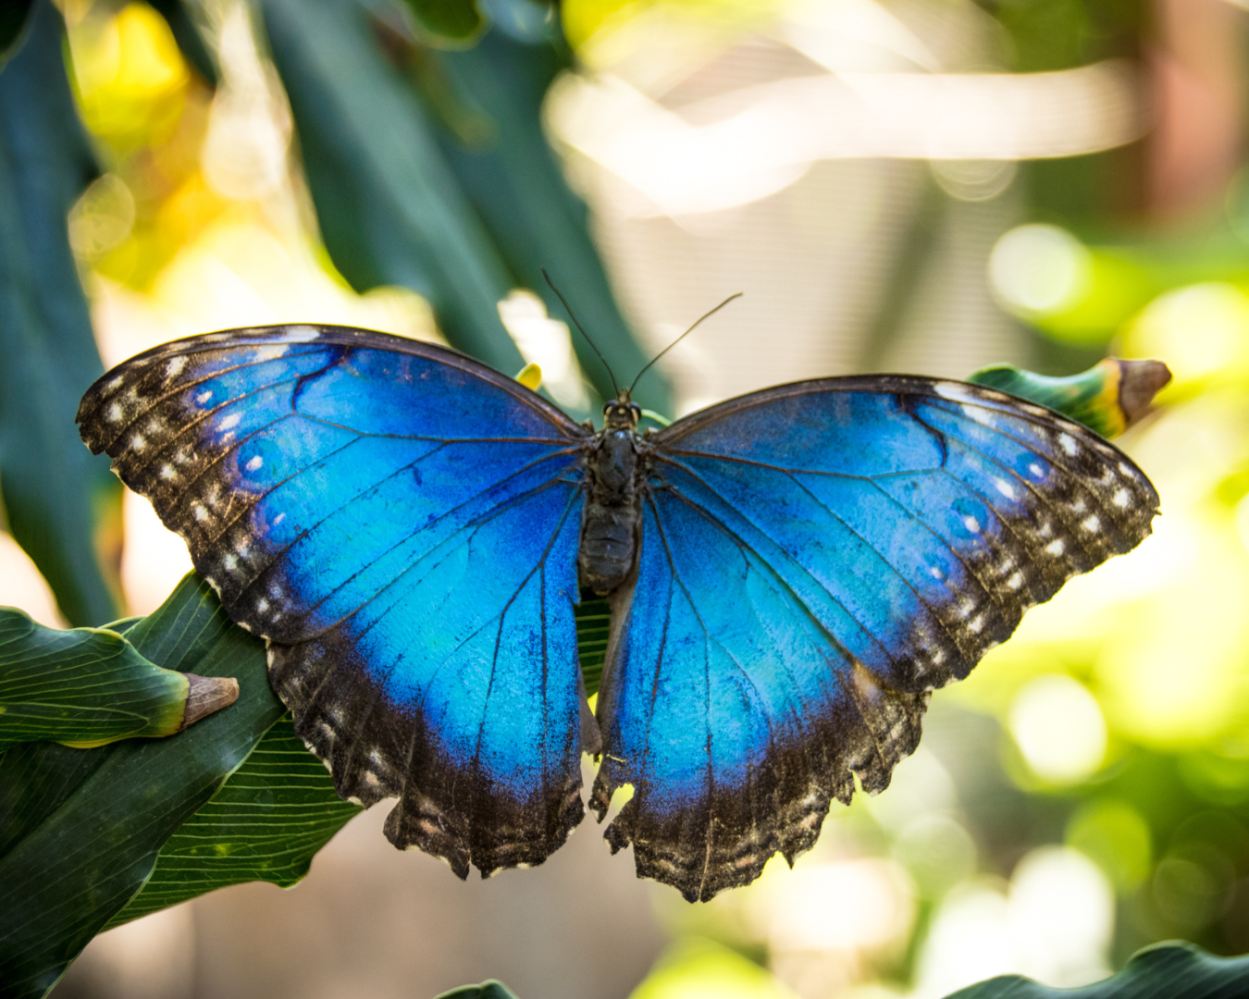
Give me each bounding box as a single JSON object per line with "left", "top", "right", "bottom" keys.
{"left": 77, "top": 325, "right": 1159, "bottom": 902}
{"left": 580, "top": 396, "right": 646, "bottom": 593}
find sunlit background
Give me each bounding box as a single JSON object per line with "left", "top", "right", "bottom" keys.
{"left": 18, "top": 0, "right": 1249, "bottom": 996}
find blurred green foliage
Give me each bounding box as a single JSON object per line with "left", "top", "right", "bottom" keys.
{"left": 977, "top": 0, "right": 1145, "bottom": 73}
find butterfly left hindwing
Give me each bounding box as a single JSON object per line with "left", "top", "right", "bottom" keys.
{"left": 78, "top": 326, "right": 594, "bottom": 877}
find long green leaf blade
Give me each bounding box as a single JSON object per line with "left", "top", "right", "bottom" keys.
{"left": 107, "top": 713, "right": 361, "bottom": 926}
{"left": 259, "top": 0, "right": 524, "bottom": 374}
{"left": 944, "top": 942, "right": 1249, "bottom": 998}
{"left": 0, "top": 0, "right": 33, "bottom": 65}
{"left": 147, "top": 0, "right": 219, "bottom": 86}
{"left": 0, "top": 607, "right": 190, "bottom": 748}
{"left": 431, "top": 28, "right": 672, "bottom": 412}
{"left": 0, "top": 575, "right": 277, "bottom": 999}
{"left": 399, "top": 0, "right": 485, "bottom": 45}
{"left": 0, "top": 0, "right": 122, "bottom": 626}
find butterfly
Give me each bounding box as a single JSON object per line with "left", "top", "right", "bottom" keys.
{"left": 77, "top": 325, "right": 1158, "bottom": 902}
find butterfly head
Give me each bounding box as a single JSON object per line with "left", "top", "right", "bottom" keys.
{"left": 603, "top": 390, "right": 642, "bottom": 431}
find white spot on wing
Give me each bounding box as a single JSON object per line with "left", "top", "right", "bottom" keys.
{"left": 1113, "top": 488, "right": 1130, "bottom": 509}
{"left": 934, "top": 382, "right": 979, "bottom": 405}
{"left": 196, "top": 390, "right": 213, "bottom": 405}
{"left": 275, "top": 325, "right": 320, "bottom": 343}
{"left": 963, "top": 515, "right": 981, "bottom": 534}
{"left": 1045, "top": 539, "right": 1065, "bottom": 556}
{"left": 245, "top": 455, "right": 263, "bottom": 472}
{"left": 253, "top": 345, "right": 289, "bottom": 362}
{"left": 934, "top": 383, "right": 998, "bottom": 428}
{"left": 106, "top": 402, "right": 124, "bottom": 422}
{"left": 993, "top": 478, "right": 1017, "bottom": 500}
{"left": 218, "top": 413, "right": 241, "bottom": 431}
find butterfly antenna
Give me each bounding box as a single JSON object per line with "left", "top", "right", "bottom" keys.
{"left": 542, "top": 269, "right": 619, "bottom": 396}
{"left": 629, "top": 293, "right": 743, "bottom": 394}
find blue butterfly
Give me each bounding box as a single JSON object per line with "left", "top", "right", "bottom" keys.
{"left": 77, "top": 325, "right": 1158, "bottom": 901}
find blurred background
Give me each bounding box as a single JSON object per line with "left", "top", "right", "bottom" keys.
{"left": 6, "top": 0, "right": 1249, "bottom": 995}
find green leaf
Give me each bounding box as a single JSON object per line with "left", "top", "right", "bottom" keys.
{"left": 258, "top": 0, "right": 524, "bottom": 376}
{"left": 0, "top": 0, "right": 123, "bottom": 627}
{"left": 435, "top": 981, "right": 522, "bottom": 999}
{"left": 966, "top": 358, "right": 1173, "bottom": 440}
{"left": 0, "top": 0, "right": 33, "bottom": 65}
{"left": 429, "top": 26, "right": 672, "bottom": 412}
{"left": 943, "top": 942, "right": 1249, "bottom": 998}
{"left": 399, "top": 0, "right": 486, "bottom": 46}
{"left": 0, "top": 575, "right": 277, "bottom": 999}
{"left": 147, "top": 0, "right": 220, "bottom": 86}
{"left": 575, "top": 590, "right": 610, "bottom": 698}
{"left": 0, "top": 607, "right": 194, "bottom": 749}
{"left": 106, "top": 713, "right": 361, "bottom": 927}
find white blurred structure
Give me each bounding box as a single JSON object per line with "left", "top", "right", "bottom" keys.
{"left": 547, "top": 0, "right": 1147, "bottom": 414}
{"left": 914, "top": 847, "right": 1114, "bottom": 997}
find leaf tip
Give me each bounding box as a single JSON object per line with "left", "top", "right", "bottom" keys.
{"left": 180, "top": 674, "right": 240, "bottom": 730}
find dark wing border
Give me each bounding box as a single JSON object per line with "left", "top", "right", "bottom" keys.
{"left": 78, "top": 324, "right": 588, "bottom": 447}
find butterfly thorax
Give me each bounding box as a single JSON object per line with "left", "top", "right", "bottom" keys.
{"left": 580, "top": 392, "right": 646, "bottom": 594}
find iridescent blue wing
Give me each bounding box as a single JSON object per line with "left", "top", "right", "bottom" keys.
{"left": 78, "top": 326, "right": 592, "bottom": 877}
{"left": 591, "top": 375, "right": 1157, "bottom": 901}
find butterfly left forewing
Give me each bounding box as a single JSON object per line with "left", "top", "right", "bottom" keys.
{"left": 79, "top": 325, "right": 593, "bottom": 877}
{"left": 593, "top": 375, "right": 1157, "bottom": 900}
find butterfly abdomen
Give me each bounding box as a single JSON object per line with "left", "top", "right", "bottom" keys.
{"left": 579, "top": 429, "right": 644, "bottom": 594}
